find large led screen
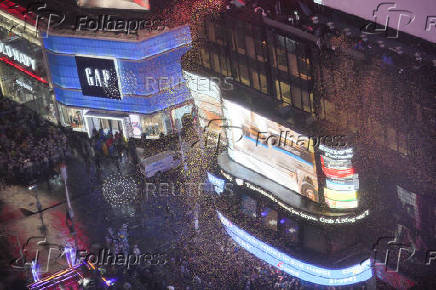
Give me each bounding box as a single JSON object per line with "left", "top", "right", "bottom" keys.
{"left": 223, "top": 100, "right": 319, "bottom": 202}
{"left": 75, "top": 56, "right": 121, "bottom": 99}
{"left": 319, "top": 145, "right": 359, "bottom": 209}
{"left": 77, "top": 0, "right": 150, "bottom": 10}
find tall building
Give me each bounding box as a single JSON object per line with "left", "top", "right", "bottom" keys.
{"left": 0, "top": 1, "right": 56, "bottom": 123}
{"left": 186, "top": 1, "right": 435, "bottom": 287}
{"left": 43, "top": 25, "right": 193, "bottom": 138}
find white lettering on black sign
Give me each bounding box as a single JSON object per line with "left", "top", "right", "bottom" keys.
{"left": 75, "top": 56, "right": 121, "bottom": 99}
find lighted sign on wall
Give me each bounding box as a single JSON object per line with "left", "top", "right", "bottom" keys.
{"left": 0, "top": 41, "right": 37, "bottom": 70}
{"left": 217, "top": 211, "right": 373, "bottom": 286}
{"left": 319, "top": 145, "right": 359, "bottom": 209}
{"left": 75, "top": 56, "right": 121, "bottom": 99}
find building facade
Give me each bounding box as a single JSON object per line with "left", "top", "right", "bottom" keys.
{"left": 0, "top": 3, "right": 56, "bottom": 123}
{"left": 43, "top": 25, "right": 193, "bottom": 139}
{"left": 186, "top": 3, "right": 436, "bottom": 287}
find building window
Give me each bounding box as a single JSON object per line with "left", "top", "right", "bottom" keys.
{"left": 387, "top": 126, "right": 397, "bottom": 151}
{"left": 252, "top": 71, "right": 260, "bottom": 91}
{"left": 207, "top": 21, "right": 216, "bottom": 42}
{"left": 398, "top": 132, "right": 408, "bottom": 155}
{"left": 141, "top": 112, "right": 166, "bottom": 138}
{"left": 235, "top": 29, "right": 246, "bottom": 55}
{"left": 215, "top": 23, "right": 225, "bottom": 45}
{"left": 221, "top": 55, "right": 231, "bottom": 76}
{"left": 277, "top": 48, "right": 288, "bottom": 72}
{"left": 280, "top": 81, "right": 291, "bottom": 104}
{"left": 212, "top": 52, "right": 221, "bottom": 74}
{"left": 292, "top": 84, "right": 302, "bottom": 110}
{"left": 259, "top": 72, "right": 268, "bottom": 94}
{"left": 239, "top": 63, "right": 250, "bottom": 86}
{"left": 200, "top": 48, "right": 211, "bottom": 69}
{"left": 302, "top": 88, "right": 311, "bottom": 113}
{"left": 58, "top": 104, "right": 85, "bottom": 130}
{"left": 245, "top": 36, "right": 256, "bottom": 59}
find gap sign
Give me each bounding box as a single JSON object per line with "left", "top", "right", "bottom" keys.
{"left": 75, "top": 56, "right": 121, "bottom": 99}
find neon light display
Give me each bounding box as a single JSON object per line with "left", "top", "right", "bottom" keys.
{"left": 321, "top": 156, "right": 355, "bottom": 179}
{"left": 0, "top": 56, "right": 47, "bottom": 84}
{"left": 319, "top": 145, "right": 359, "bottom": 209}
{"left": 326, "top": 178, "right": 356, "bottom": 191}
{"left": 43, "top": 26, "right": 191, "bottom": 60}
{"left": 217, "top": 211, "right": 373, "bottom": 286}
{"left": 0, "top": 41, "right": 36, "bottom": 70}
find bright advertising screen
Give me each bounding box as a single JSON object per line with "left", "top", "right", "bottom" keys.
{"left": 319, "top": 145, "right": 359, "bottom": 209}
{"left": 223, "top": 100, "right": 319, "bottom": 203}
{"left": 218, "top": 211, "right": 373, "bottom": 286}
{"left": 77, "top": 0, "right": 150, "bottom": 10}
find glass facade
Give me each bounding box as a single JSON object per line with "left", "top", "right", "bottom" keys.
{"left": 58, "top": 103, "right": 86, "bottom": 131}
{"left": 140, "top": 111, "right": 168, "bottom": 138}
{"left": 200, "top": 16, "right": 314, "bottom": 114}
{"left": 0, "top": 27, "right": 55, "bottom": 123}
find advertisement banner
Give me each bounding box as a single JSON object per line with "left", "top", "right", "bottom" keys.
{"left": 224, "top": 100, "right": 319, "bottom": 202}
{"left": 325, "top": 178, "right": 356, "bottom": 191}
{"left": 324, "top": 188, "right": 357, "bottom": 201}
{"left": 129, "top": 114, "right": 142, "bottom": 138}
{"left": 319, "top": 145, "right": 358, "bottom": 209}
{"left": 75, "top": 56, "right": 121, "bottom": 99}
{"left": 321, "top": 156, "right": 355, "bottom": 179}
{"left": 325, "top": 197, "right": 358, "bottom": 209}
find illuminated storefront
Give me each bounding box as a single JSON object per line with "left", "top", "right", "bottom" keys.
{"left": 43, "top": 26, "right": 193, "bottom": 138}
{"left": 0, "top": 12, "right": 56, "bottom": 122}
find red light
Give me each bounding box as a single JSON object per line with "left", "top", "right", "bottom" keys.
{"left": 0, "top": 0, "right": 37, "bottom": 25}
{"left": 0, "top": 56, "right": 48, "bottom": 84}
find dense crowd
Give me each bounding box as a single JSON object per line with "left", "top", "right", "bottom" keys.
{"left": 0, "top": 98, "right": 67, "bottom": 185}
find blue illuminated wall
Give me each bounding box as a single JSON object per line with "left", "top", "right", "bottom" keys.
{"left": 217, "top": 211, "right": 373, "bottom": 286}
{"left": 43, "top": 26, "right": 192, "bottom": 114}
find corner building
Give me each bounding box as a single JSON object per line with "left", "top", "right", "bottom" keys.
{"left": 43, "top": 26, "right": 193, "bottom": 138}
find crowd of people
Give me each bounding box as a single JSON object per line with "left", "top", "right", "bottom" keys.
{"left": 0, "top": 98, "right": 67, "bottom": 185}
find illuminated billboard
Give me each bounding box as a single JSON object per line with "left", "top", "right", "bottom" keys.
{"left": 77, "top": 0, "right": 150, "bottom": 10}
{"left": 218, "top": 211, "right": 373, "bottom": 286}
{"left": 319, "top": 145, "right": 359, "bottom": 209}
{"left": 75, "top": 56, "right": 121, "bottom": 99}
{"left": 223, "top": 100, "right": 319, "bottom": 203}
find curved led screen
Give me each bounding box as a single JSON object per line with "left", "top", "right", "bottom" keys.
{"left": 223, "top": 100, "right": 319, "bottom": 203}
{"left": 319, "top": 145, "right": 359, "bottom": 209}
{"left": 217, "top": 211, "right": 373, "bottom": 286}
